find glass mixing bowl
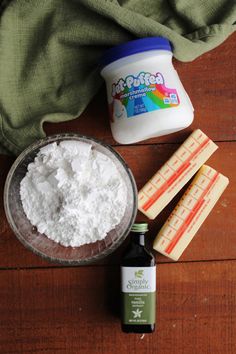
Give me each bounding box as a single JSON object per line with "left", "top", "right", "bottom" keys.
{"left": 4, "top": 133, "right": 137, "bottom": 265}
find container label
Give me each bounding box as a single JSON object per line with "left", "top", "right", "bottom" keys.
{"left": 110, "top": 71, "right": 179, "bottom": 121}
{"left": 121, "top": 266, "right": 156, "bottom": 325}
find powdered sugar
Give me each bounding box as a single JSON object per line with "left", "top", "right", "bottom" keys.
{"left": 20, "top": 140, "right": 127, "bottom": 247}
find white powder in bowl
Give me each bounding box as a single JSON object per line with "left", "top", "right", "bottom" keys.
{"left": 20, "top": 140, "right": 127, "bottom": 247}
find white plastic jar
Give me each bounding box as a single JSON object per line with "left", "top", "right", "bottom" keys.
{"left": 100, "top": 37, "right": 194, "bottom": 144}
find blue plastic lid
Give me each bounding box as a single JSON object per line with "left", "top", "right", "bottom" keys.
{"left": 100, "top": 37, "right": 172, "bottom": 68}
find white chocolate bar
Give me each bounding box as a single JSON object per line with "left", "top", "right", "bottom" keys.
{"left": 138, "top": 129, "right": 218, "bottom": 219}
{"left": 153, "top": 165, "right": 229, "bottom": 261}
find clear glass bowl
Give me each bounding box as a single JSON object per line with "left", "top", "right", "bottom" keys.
{"left": 4, "top": 133, "right": 137, "bottom": 265}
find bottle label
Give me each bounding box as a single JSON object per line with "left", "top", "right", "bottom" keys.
{"left": 110, "top": 71, "right": 179, "bottom": 121}
{"left": 121, "top": 266, "right": 156, "bottom": 325}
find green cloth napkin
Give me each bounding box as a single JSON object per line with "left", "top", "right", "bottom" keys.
{"left": 0, "top": 0, "right": 235, "bottom": 155}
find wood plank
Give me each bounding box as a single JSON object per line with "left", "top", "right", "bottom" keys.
{"left": 0, "top": 261, "right": 235, "bottom": 353}
{"left": 0, "top": 142, "right": 235, "bottom": 268}
{"left": 45, "top": 33, "right": 236, "bottom": 144}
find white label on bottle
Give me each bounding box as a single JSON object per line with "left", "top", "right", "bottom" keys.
{"left": 121, "top": 266, "right": 156, "bottom": 293}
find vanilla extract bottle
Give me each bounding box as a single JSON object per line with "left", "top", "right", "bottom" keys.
{"left": 121, "top": 223, "right": 156, "bottom": 333}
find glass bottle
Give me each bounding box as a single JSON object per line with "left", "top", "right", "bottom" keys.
{"left": 121, "top": 222, "right": 156, "bottom": 333}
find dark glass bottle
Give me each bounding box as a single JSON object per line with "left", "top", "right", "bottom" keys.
{"left": 121, "top": 223, "right": 156, "bottom": 333}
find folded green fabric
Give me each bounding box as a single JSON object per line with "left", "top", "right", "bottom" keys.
{"left": 0, "top": 0, "right": 235, "bottom": 155}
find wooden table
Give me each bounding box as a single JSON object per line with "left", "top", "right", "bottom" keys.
{"left": 1, "top": 34, "right": 236, "bottom": 354}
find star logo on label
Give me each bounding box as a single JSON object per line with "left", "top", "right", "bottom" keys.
{"left": 132, "top": 309, "right": 143, "bottom": 318}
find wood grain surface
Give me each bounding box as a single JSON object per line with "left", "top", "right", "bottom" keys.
{"left": 0, "top": 262, "right": 235, "bottom": 354}
{"left": 0, "top": 33, "right": 236, "bottom": 354}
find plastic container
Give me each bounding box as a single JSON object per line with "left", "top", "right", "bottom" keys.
{"left": 100, "top": 37, "right": 194, "bottom": 144}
